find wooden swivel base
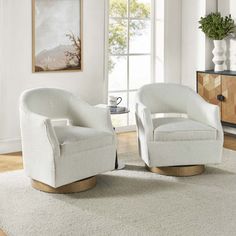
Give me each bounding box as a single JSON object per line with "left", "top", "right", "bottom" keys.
{"left": 146, "top": 165, "right": 205, "bottom": 177}
{"left": 0, "top": 229, "right": 7, "bottom": 236}
{"left": 31, "top": 176, "right": 96, "bottom": 194}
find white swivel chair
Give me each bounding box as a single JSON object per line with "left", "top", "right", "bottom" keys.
{"left": 20, "top": 88, "right": 116, "bottom": 193}
{"left": 135, "top": 83, "right": 223, "bottom": 176}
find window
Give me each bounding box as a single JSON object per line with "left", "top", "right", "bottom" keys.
{"left": 107, "top": 0, "right": 154, "bottom": 129}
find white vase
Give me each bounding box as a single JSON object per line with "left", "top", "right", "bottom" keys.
{"left": 230, "top": 38, "right": 236, "bottom": 71}
{"left": 212, "top": 40, "right": 226, "bottom": 72}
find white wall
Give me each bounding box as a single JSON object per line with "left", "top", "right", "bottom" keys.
{"left": 155, "top": 0, "right": 164, "bottom": 82}
{"left": 164, "top": 0, "right": 182, "bottom": 84}
{"left": 218, "top": 0, "right": 236, "bottom": 71}
{"left": 0, "top": 0, "right": 106, "bottom": 153}
{"left": 218, "top": 0, "right": 236, "bottom": 17}
{"left": 155, "top": 0, "right": 182, "bottom": 84}
{"left": 157, "top": 0, "right": 214, "bottom": 87}
{"left": 218, "top": 0, "right": 236, "bottom": 134}
{"left": 181, "top": 0, "right": 217, "bottom": 90}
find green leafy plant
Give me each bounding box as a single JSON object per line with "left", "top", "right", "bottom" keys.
{"left": 199, "top": 12, "right": 235, "bottom": 40}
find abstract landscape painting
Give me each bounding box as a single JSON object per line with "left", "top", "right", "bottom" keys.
{"left": 32, "top": 0, "right": 82, "bottom": 72}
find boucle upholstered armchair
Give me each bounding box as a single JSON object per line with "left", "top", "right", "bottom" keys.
{"left": 20, "top": 88, "right": 116, "bottom": 193}
{"left": 135, "top": 83, "right": 223, "bottom": 176}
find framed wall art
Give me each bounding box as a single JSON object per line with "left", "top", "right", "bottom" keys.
{"left": 32, "top": 0, "right": 82, "bottom": 72}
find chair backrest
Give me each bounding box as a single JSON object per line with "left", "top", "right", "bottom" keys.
{"left": 136, "top": 83, "right": 195, "bottom": 114}
{"left": 20, "top": 88, "right": 73, "bottom": 119}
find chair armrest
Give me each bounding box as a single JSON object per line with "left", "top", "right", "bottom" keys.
{"left": 187, "top": 94, "right": 223, "bottom": 138}
{"left": 20, "top": 106, "right": 60, "bottom": 159}
{"left": 135, "top": 102, "right": 154, "bottom": 141}
{"left": 70, "top": 99, "right": 114, "bottom": 134}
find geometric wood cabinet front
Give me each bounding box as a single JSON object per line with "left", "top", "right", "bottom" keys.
{"left": 197, "top": 72, "right": 221, "bottom": 107}
{"left": 221, "top": 76, "right": 236, "bottom": 124}
{"left": 197, "top": 71, "right": 236, "bottom": 126}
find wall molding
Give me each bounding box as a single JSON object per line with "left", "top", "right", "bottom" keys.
{"left": 223, "top": 126, "right": 236, "bottom": 135}
{"left": 115, "top": 125, "right": 136, "bottom": 133}
{"left": 0, "top": 138, "right": 22, "bottom": 154}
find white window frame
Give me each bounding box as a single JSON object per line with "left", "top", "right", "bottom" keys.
{"left": 104, "top": 0, "right": 156, "bottom": 131}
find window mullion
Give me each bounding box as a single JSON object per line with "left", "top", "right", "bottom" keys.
{"left": 110, "top": 53, "right": 151, "bottom": 56}
{"left": 110, "top": 17, "right": 151, "bottom": 20}
{"left": 127, "top": 0, "right": 130, "bottom": 126}
{"left": 109, "top": 89, "right": 138, "bottom": 93}
{"left": 151, "top": 0, "right": 155, "bottom": 83}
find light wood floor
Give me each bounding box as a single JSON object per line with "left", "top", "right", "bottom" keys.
{"left": 0, "top": 152, "right": 23, "bottom": 173}
{"left": 0, "top": 132, "right": 236, "bottom": 174}
{"left": 0, "top": 229, "right": 7, "bottom": 236}
{"left": 223, "top": 133, "right": 236, "bottom": 150}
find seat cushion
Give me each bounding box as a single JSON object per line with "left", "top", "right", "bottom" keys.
{"left": 54, "top": 126, "right": 115, "bottom": 155}
{"left": 153, "top": 117, "right": 217, "bottom": 141}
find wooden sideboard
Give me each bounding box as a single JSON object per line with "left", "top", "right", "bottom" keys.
{"left": 197, "top": 70, "right": 236, "bottom": 127}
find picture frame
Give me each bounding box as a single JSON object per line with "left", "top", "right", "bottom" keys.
{"left": 32, "top": 0, "right": 83, "bottom": 73}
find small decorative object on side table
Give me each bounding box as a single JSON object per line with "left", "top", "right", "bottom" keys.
{"left": 109, "top": 106, "right": 130, "bottom": 170}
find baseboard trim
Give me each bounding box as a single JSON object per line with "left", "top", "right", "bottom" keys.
{"left": 0, "top": 138, "right": 22, "bottom": 154}
{"left": 223, "top": 126, "right": 236, "bottom": 135}
{"left": 115, "top": 125, "right": 136, "bottom": 133}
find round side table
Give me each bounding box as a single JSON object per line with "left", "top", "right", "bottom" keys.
{"left": 109, "top": 106, "right": 130, "bottom": 170}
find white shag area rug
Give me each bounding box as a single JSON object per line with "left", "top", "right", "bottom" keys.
{"left": 1, "top": 149, "right": 236, "bottom": 236}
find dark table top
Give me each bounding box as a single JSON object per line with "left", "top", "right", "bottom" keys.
{"left": 197, "top": 70, "right": 236, "bottom": 76}
{"left": 109, "top": 106, "right": 130, "bottom": 115}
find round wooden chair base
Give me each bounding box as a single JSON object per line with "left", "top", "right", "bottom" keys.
{"left": 31, "top": 176, "right": 96, "bottom": 194}
{"left": 146, "top": 165, "right": 205, "bottom": 177}
{"left": 0, "top": 229, "right": 7, "bottom": 236}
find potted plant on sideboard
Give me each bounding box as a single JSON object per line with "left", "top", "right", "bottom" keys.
{"left": 199, "top": 12, "right": 235, "bottom": 71}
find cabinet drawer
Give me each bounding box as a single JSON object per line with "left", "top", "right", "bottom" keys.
{"left": 222, "top": 76, "right": 236, "bottom": 124}
{"left": 197, "top": 72, "right": 221, "bottom": 107}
